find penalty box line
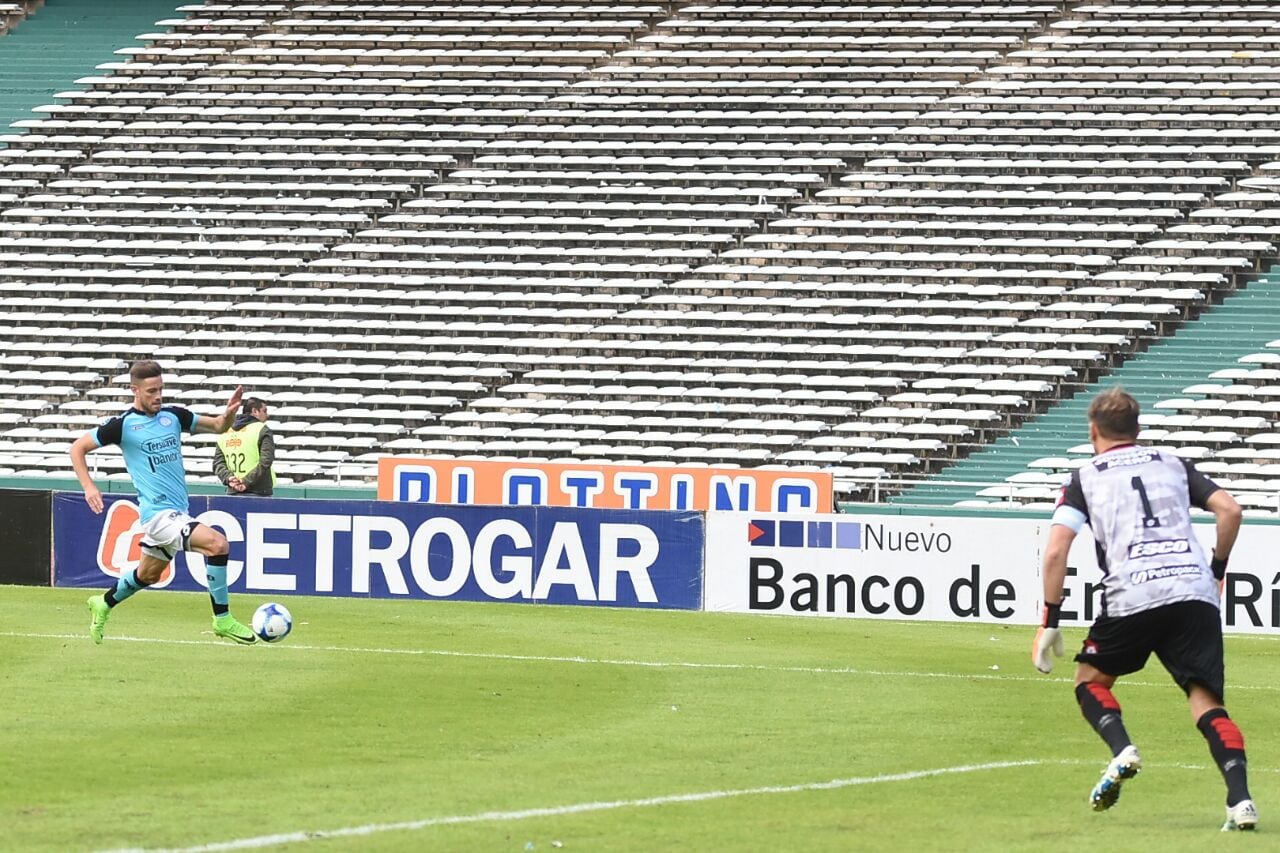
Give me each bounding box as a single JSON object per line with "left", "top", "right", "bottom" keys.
{"left": 101, "top": 759, "right": 1042, "bottom": 853}
{"left": 7, "top": 630, "right": 1280, "bottom": 693}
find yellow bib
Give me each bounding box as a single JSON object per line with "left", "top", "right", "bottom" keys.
{"left": 216, "top": 421, "right": 276, "bottom": 485}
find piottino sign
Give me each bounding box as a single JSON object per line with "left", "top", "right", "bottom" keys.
{"left": 703, "top": 512, "right": 1280, "bottom": 632}
{"left": 377, "top": 457, "right": 833, "bottom": 513}
{"left": 52, "top": 493, "right": 705, "bottom": 609}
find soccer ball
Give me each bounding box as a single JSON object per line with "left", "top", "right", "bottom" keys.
{"left": 252, "top": 602, "right": 293, "bottom": 643}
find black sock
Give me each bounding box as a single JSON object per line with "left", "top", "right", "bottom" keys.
{"left": 1075, "top": 682, "right": 1133, "bottom": 757}
{"left": 1197, "top": 708, "right": 1251, "bottom": 806}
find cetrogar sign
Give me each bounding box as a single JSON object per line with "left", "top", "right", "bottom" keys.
{"left": 53, "top": 493, "right": 705, "bottom": 609}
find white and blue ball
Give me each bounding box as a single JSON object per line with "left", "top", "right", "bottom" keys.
{"left": 252, "top": 602, "right": 293, "bottom": 643}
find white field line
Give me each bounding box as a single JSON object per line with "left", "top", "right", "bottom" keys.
{"left": 98, "top": 757, "right": 1280, "bottom": 853}
{"left": 1056, "top": 758, "right": 1280, "bottom": 775}
{"left": 0, "top": 631, "right": 426, "bottom": 656}
{"left": 99, "top": 760, "right": 1041, "bottom": 853}
{"left": 6, "top": 630, "right": 1280, "bottom": 693}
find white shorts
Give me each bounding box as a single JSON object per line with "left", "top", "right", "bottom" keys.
{"left": 140, "top": 509, "right": 199, "bottom": 561}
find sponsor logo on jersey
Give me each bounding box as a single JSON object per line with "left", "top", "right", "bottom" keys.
{"left": 1130, "top": 564, "right": 1201, "bottom": 584}
{"left": 1127, "top": 538, "right": 1191, "bottom": 560}
{"left": 142, "top": 435, "right": 179, "bottom": 454}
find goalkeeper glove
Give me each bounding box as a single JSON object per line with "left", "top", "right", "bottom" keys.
{"left": 1210, "top": 550, "right": 1228, "bottom": 581}
{"left": 1032, "top": 602, "right": 1065, "bottom": 674}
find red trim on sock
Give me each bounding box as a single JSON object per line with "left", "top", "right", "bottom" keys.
{"left": 1211, "top": 717, "right": 1246, "bottom": 751}
{"left": 1086, "top": 683, "right": 1121, "bottom": 711}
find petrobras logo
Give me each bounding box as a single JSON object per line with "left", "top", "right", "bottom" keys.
{"left": 747, "top": 519, "right": 861, "bottom": 549}
{"left": 1130, "top": 564, "right": 1201, "bottom": 584}
{"left": 95, "top": 500, "right": 176, "bottom": 587}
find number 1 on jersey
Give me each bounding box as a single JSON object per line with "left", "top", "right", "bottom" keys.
{"left": 1130, "top": 475, "right": 1161, "bottom": 528}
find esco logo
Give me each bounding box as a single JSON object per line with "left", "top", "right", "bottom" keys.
{"left": 95, "top": 500, "right": 175, "bottom": 587}
{"left": 1127, "top": 538, "right": 1191, "bottom": 559}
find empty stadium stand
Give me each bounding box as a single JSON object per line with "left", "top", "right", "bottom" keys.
{"left": 0, "top": 1, "right": 167, "bottom": 131}
{"left": 0, "top": 1, "right": 37, "bottom": 36}
{"left": 2, "top": 1, "right": 1280, "bottom": 500}
{"left": 904, "top": 270, "right": 1280, "bottom": 512}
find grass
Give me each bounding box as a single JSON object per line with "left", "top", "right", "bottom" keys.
{"left": 2, "top": 586, "right": 1277, "bottom": 852}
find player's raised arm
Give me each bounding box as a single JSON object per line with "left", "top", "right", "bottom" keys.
{"left": 194, "top": 385, "right": 245, "bottom": 434}
{"left": 69, "top": 432, "right": 104, "bottom": 514}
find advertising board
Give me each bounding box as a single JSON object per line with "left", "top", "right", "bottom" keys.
{"left": 704, "top": 512, "right": 1280, "bottom": 632}
{"left": 377, "top": 457, "right": 832, "bottom": 513}
{"left": 53, "top": 493, "right": 705, "bottom": 610}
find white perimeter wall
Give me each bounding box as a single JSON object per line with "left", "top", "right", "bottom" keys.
{"left": 704, "top": 512, "right": 1280, "bottom": 634}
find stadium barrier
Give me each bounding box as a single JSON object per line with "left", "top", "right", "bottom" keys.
{"left": 377, "top": 457, "right": 833, "bottom": 513}
{"left": 0, "top": 488, "right": 50, "bottom": 585}
{"left": 704, "top": 512, "right": 1280, "bottom": 634}
{"left": 51, "top": 493, "right": 704, "bottom": 609}
{"left": 42, "top": 491, "right": 1280, "bottom": 634}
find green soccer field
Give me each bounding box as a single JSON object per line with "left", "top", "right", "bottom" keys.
{"left": 3, "top": 586, "right": 1277, "bottom": 852}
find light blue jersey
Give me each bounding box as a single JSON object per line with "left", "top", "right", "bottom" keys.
{"left": 93, "top": 406, "right": 196, "bottom": 522}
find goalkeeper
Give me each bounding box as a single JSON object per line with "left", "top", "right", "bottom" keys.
{"left": 1031, "top": 387, "right": 1256, "bottom": 831}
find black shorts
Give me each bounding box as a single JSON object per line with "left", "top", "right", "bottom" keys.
{"left": 1074, "top": 599, "right": 1225, "bottom": 701}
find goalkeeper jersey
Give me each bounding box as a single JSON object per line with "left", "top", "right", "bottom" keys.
{"left": 1051, "top": 444, "right": 1221, "bottom": 617}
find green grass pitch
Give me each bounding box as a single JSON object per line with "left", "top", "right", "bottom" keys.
{"left": 3, "top": 586, "right": 1277, "bottom": 852}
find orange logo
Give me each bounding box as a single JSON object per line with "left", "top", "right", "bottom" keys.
{"left": 96, "top": 500, "right": 174, "bottom": 586}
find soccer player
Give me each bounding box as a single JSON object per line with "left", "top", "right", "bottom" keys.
{"left": 1032, "top": 387, "right": 1256, "bottom": 830}
{"left": 69, "top": 360, "right": 257, "bottom": 644}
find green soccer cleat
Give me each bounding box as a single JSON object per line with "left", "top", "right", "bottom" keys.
{"left": 212, "top": 614, "right": 257, "bottom": 645}
{"left": 87, "top": 595, "right": 110, "bottom": 645}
